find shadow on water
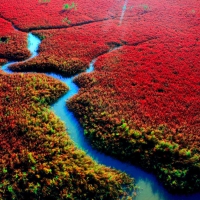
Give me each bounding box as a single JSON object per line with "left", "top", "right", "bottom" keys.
{"left": 1, "top": 33, "right": 200, "bottom": 200}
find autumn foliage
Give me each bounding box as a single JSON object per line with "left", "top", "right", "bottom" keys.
{"left": 68, "top": 43, "right": 200, "bottom": 193}
{"left": 0, "top": 0, "right": 200, "bottom": 196}
{"left": 0, "top": 18, "right": 31, "bottom": 61}
{"left": 0, "top": 72, "right": 134, "bottom": 199}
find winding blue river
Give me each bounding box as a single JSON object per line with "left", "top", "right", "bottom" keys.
{"left": 1, "top": 33, "right": 200, "bottom": 200}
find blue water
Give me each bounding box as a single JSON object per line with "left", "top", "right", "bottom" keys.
{"left": 1, "top": 33, "right": 200, "bottom": 200}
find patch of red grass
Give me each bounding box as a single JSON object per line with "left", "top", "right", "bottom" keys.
{"left": 0, "top": 0, "right": 125, "bottom": 30}
{"left": 9, "top": 21, "right": 124, "bottom": 75}
{"left": 0, "top": 18, "right": 31, "bottom": 61}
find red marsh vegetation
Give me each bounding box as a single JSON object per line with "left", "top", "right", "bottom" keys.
{"left": 0, "top": 72, "right": 134, "bottom": 199}
{"left": 0, "top": 0, "right": 200, "bottom": 195}
{"left": 0, "top": 18, "right": 31, "bottom": 61}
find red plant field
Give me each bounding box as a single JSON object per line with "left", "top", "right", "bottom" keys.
{"left": 0, "top": 0, "right": 125, "bottom": 31}
{"left": 0, "top": 72, "right": 134, "bottom": 199}
{"left": 0, "top": 58, "right": 7, "bottom": 65}
{"left": 68, "top": 41, "right": 200, "bottom": 192}
{"left": 0, "top": 18, "right": 31, "bottom": 61}
{"left": 0, "top": 0, "right": 200, "bottom": 196}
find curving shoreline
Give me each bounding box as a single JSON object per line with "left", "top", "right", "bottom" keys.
{"left": 49, "top": 49, "right": 200, "bottom": 200}
{"left": 1, "top": 33, "right": 200, "bottom": 200}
